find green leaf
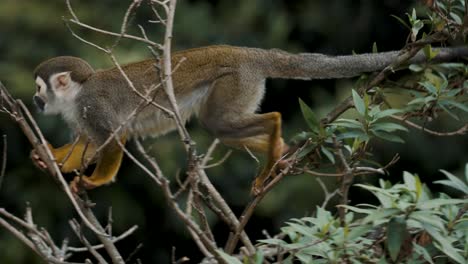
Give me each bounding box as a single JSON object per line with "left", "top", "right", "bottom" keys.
{"left": 409, "top": 211, "right": 445, "bottom": 230}
{"left": 371, "top": 122, "right": 408, "bottom": 133}
{"left": 372, "top": 130, "right": 405, "bottom": 143}
{"left": 321, "top": 146, "right": 335, "bottom": 164}
{"left": 336, "top": 130, "right": 369, "bottom": 141}
{"left": 258, "top": 238, "right": 287, "bottom": 246}
{"left": 352, "top": 89, "right": 366, "bottom": 116}
{"left": 412, "top": 243, "right": 435, "bottom": 264}
{"left": 417, "top": 198, "right": 467, "bottom": 210}
{"left": 290, "top": 131, "right": 315, "bottom": 144}
{"left": 423, "top": 44, "right": 440, "bottom": 61}
{"left": 423, "top": 224, "right": 466, "bottom": 264}
{"left": 443, "top": 100, "right": 468, "bottom": 113}
{"left": 363, "top": 208, "right": 400, "bottom": 224}
{"left": 287, "top": 222, "right": 315, "bottom": 237}
{"left": 390, "top": 14, "right": 411, "bottom": 30}
{"left": 372, "top": 42, "right": 378, "bottom": 53}
{"left": 348, "top": 224, "right": 373, "bottom": 240}
{"left": 386, "top": 216, "right": 408, "bottom": 262}
{"left": 409, "top": 64, "right": 424, "bottom": 72}
{"left": 407, "top": 96, "right": 435, "bottom": 105}
{"left": 372, "top": 109, "right": 404, "bottom": 120}
{"left": 465, "top": 163, "right": 468, "bottom": 183}
{"left": 444, "top": 88, "right": 462, "bottom": 97}
{"left": 450, "top": 12, "right": 462, "bottom": 24}
{"left": 435, "top": 169, "right": 468, "bottom": 194}
{"left": 439, "top": 104, "right": 460, "bottom": 120}
{"left": 254, "top": 250, "right": 264, "bottom": 264}
{"left": 299, "top": 98, "right": 320, "bottom": 133}
{"left": 411, "top": 19, "right": 424, "bottom": 41}
{"left": 339, "top": 205, "right": 373, "bottom": 215}
{"left": 419, "top": 81, "right": 438, "bottom": 95}
{"left": 355, "top": 184, "right": 398, "bottom": 207}
{"left": 333, "top": 119, "right": 364, "bottom": 130}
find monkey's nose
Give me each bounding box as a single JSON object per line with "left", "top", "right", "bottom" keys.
{"left": 33, "top": 95, "right": 45, "bottom": 112}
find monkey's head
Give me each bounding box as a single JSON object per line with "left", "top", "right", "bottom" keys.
{"left": 33, "top": 56, "right": 95, "bottom": 115}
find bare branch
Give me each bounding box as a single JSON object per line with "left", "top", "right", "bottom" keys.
{"left": 391, "top": 115, "right": 468, "bottom": 136}
{"left": 0, "top": 134, "right": 6, "bottom": 190}
{"left": 68, "top": 225, "right": 138, "bottom": 253}
{"left": 70, "top": 219, "right": 109, "bottom": 264}
{"left": 315, "top": 178, "right": 340, "bottom": 208}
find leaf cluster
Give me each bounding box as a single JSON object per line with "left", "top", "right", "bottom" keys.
{"left": 253, "top": 166, "right": 468, "bottom": 264}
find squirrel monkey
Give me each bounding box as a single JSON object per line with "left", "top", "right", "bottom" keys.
{"left": 32, "top": 45, "right": 401, "bottom": 194}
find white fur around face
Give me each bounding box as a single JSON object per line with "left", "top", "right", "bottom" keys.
{"left": 35, "top": 76, "right": 47, "bottom": 98}
{"left": 36, "top": 73, "right": 82, "bottom": 125}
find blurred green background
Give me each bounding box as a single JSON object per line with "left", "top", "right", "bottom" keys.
{"left": 0, "top": 0, "right": 466, "bottom": 263}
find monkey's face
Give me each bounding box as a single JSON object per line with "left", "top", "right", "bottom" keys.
{"left": 33, "top": 72, "right": 81, "bottom": 115}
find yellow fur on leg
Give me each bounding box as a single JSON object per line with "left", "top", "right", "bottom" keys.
{"left": 50, "top": 138, "right": 96, "bottom": 173}
{"left": 220, "top": 112, "right": 287, "bottom": 195}
{"left": 252, "top": 112, "right": 284, "bottom": 195}
{"left": 70, "top": 136, "right": 126, "bottom": 193}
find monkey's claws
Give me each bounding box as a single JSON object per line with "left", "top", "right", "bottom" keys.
{"left": 251, "top": 183, "right": 263, "bottom": 196}
{"left": 30, "top": 149, "right": 48, "bottom": 171}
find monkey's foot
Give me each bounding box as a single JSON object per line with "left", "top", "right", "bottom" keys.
{"left": 251, "top": 158, "right": 293, "bottom": 195}
{"left": 251, "top": 178, "right": 264, "bottom": 196}
{"left": 251, "top": 167, "right": 274, "bottom": 196}
{"left": 70, "top": 176, "right": 98, "bottom": 194}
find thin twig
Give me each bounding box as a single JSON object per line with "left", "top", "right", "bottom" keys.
{"left": 332, "top": 137, "right": 353, "bottom": 227}
{"left": 125, "top": 243, "right": 143, "bottom": 263}
{"left": 78, "top": 199, "right": 125, "bottom": 264}
{"left": 111, "top": 0, "right": 143, "bottom": 49}
{"left": 0, "top": 217, "right": 38, "bottom": 255}
{"left": 391, "top": 115, "right": 468, "bottom": 136}
{"left": 202, "top": 150, "right": 232, "bottom": 169}
{"left": 224, "top": 143, "right": 307, "bottom": 254}
{"left": 315, "top": 178, "right": 340, "bottom": 208}
{"left": 0, "top": 86, "right": 108, "bottom": 237}
{"left": 70, "top": 219, "right": 109, "bottom": 264}
{"left": 133, "top": 140, "right": 225, "bottom": 263}
{"left": 186, "top": 190, "right": 213, "bottom": 258}
{"left": 65, "top": 11, "right": 162, "bottom": 49}
{"left": 0, "top": 134, "right": 6, "bottom": 190}
{"left": 68, "top": 225, "right": 138, "bottom": 252}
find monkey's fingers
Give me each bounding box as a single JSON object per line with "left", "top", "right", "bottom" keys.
{"left": 70, "top": 176, "right": 98, "bottom": 194}
{"left": 30, "top": 150, "right": 48, "bottom": 170}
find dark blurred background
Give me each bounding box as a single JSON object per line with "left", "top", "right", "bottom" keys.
{"left": 0, "top": 0, "right": 466, "bottom": 263}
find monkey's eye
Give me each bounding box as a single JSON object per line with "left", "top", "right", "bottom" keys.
{"left": 36, "top": 85, "right": 40, "bottom": 92}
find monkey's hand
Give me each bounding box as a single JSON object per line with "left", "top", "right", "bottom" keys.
{"left": 30, "top": 148, "right": 48, "bottom": 171}
{"left": 70, "top": 176, "right": 98, "bottom": 194}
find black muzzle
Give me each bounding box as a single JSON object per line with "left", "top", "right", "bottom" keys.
{"left": 33, "top": 95, "right": 45, "bottom": 112}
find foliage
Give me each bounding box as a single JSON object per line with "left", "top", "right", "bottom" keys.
{"left": 290, "top": 0, "right": 467, "bottom": 177}
{"left": 219, "top": 2, "right": 468, "bottom": 263}
{"left": 254, "top": 167, "right": 468, "bottom": 263}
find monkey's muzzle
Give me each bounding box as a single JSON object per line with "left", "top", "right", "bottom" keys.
{"left": 33, "top": 95, "right": 45, "bottom": 112}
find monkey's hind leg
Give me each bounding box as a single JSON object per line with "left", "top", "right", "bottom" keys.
{"left": 203, "top": 110, "right": 287, "bottom": 195}
{"left": 70, "top": 136, "right": 126, "bottom": 193}
{"left": 221, "top": 112, "right": 287, "bottom": 194}
{"left": 199, "top": 74, "right": 289, "bottom": 195}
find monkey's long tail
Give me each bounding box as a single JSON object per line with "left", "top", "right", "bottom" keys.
{"left": 262, "top": 46, "right": 468, "bottom": 80}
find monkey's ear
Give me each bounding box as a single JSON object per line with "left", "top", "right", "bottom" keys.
{"left": 53, "top": 72, "right": 72, "bottom": 90}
